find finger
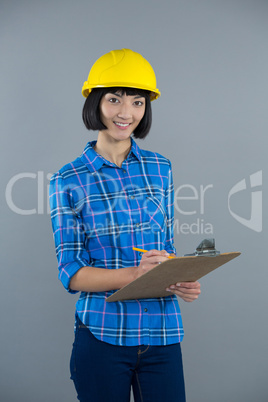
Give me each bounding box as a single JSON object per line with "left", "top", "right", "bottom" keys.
{"left": 176, "top": 281, "right": 201, "bottom": 289}
{"left": 147, "top": 255, "right": 170, "bottom": 265}
{"left": 167, "top": 286, "right": 201, "bottom": 295}
{"left": 181, "top": 295, "right": 199, "bottom": 302}
{"left": 167, "top": 288, "right": 200, "bottom": 302}
{"left": 167, "top": 282, "right": 200, "bottom": 291}
{"left": 139, "top": 256, "right": 170, "bottom": 273}
{"left": 142, "top": 249, "right": 169, "bottom": 259}
{"left": 169, "top": 253, "right": 177, "bottom": 258}
{"left": 166, "top": 286, "right": 201, "bottom": 296}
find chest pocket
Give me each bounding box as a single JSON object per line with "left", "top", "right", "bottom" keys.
{"left": 143, "top": 196, "right": 167, "bottom": 233}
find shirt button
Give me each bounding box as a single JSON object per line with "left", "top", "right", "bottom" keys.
{"left": 136, "top": 223, "right": 140, "bottom": 227}
{"left": 130, "top": 195, "right": 135, "bottom": 199}
{"left": 123, "top": 170, "right": 127, "bottom": 174}
{"left": 144, "top": 308, "right": 148, "bottom": 312}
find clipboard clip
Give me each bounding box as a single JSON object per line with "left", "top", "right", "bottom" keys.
{"left": 184, "top": 238, "right": 220, "bottom": 257}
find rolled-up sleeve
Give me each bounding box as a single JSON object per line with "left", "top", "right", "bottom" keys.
{"left": 165, "top": 161, "right": 177, "bottom": 255}
{"left": 49, "top": 172, "right": 90, "bottom": 293}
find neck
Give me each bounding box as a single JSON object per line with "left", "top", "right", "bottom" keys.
{"left": 94, "top": 133, "right": 132, "bottom": 168}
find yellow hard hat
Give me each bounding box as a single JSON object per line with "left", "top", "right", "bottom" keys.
{"left": 82, "top": 48, "right": 161, "bottom": 101}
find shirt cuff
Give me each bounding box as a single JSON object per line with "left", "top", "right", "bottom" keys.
{"left": 58, "top": 259, "right": 89, "bottom": 294}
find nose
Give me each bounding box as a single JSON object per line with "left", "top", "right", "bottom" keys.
{"left": 117, "top": 103, "right": 132, "bottom": 120}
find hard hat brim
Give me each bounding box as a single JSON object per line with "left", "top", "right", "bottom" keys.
{"left": 82, "top": 82, "right": 161, "bottom": 101}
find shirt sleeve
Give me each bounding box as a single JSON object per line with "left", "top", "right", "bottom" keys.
{"left": 165, "top": 161, "right": 177, "bottom": 255}
{"left": 49, "top": 172, "right": 90, "bottom": 293}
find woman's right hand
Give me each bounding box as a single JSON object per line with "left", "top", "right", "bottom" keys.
{"left": 134, "top": 249, "right": 170, "bottom": 280}
{"left": 69, "top": 250, "right": 171, "bottom": 293}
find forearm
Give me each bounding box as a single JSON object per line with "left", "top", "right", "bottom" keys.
{"left": 69, "top": 266, "right": 137, "bottom": 292}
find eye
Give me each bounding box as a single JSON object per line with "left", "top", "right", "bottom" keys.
{"left": 108, "top": 97, "right": 120, "bottom": 103}
{"left": 133, "top": 100, "right": 144, "bottom": 106}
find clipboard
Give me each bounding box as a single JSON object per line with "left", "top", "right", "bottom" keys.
{"left": 106, "top": 252, "right": 241, "bottom": 302}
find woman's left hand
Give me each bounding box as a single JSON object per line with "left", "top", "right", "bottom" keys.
{"left": 166, "top": 281, "right": 201, "bottom": 302}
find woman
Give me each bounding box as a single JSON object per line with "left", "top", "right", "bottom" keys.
{"left": 49, "top": 48, "right": 201, "bottom": 402}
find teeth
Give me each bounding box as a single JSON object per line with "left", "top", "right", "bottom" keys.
{"left": 115, "top": 122, "right": 130, "bottom": 127}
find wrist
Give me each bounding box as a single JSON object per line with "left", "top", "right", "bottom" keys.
{"left": 129, "top": 266, "right": 139, "bottom": 283}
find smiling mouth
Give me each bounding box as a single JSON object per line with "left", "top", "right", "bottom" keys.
{"left": 114, "top": 121, "right": 131, "bottom": 128}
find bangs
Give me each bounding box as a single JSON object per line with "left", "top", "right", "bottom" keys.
{"left": 107, "top": 87, "right": 149, "bottom": 98}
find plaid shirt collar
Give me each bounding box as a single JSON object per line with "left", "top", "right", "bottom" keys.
{"left": 80, "top": 137, "right": 142, "bottom": 173}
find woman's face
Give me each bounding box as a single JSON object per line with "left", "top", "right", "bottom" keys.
{"left": 99, "top": 91, "right": 146, "bottom": 142}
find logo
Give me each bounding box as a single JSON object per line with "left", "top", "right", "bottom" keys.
{"left": 228, "top": 171, "right": 262, "bottom": 232}
{"left": 5, "top": 170, "right": 263, "bottom": 234}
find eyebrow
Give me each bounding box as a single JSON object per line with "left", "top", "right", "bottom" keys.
{"left": 111, "top": 92, "right": 144, "bottom": 99}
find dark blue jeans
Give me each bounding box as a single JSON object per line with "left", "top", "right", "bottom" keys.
{"left": 70, "top": 317, "right": 186, "bottom": 402}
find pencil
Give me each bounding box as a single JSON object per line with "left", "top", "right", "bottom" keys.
{"left": 132, "top": 247, "right": 175, "bottom": 259}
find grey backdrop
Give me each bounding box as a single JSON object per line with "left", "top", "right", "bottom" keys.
{"left": 1, "top": 1, "right": 267, "bottom": 401}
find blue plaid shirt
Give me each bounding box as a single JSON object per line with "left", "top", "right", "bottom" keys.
{"left": 49, "top": 138, "right": 184, "bottom": 346}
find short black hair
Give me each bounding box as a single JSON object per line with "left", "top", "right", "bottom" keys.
{"left": 82, "top": 87, "right": 152, "bottom": 139}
